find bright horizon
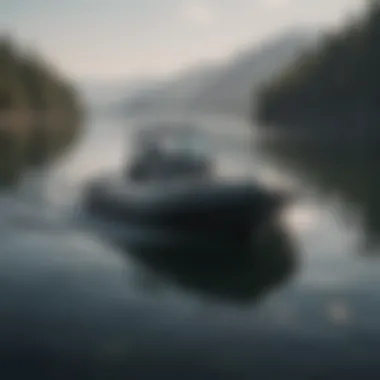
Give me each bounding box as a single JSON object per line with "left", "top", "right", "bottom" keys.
{"left": 1, "top": 0, "right": 367, "bottom": 82}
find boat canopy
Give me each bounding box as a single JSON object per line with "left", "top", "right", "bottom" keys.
{"left": 133, "top": 122, "right": 209, "bottom": 158}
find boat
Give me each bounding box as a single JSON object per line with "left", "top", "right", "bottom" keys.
{"left": 81, "top": 121, "right": 291, "bottom": 250}
{"left": 83, "top": 175, "right": 289, "bottom": 250}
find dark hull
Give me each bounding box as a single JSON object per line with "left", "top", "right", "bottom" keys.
{"left": 82, "top": 176, "right": 287, "bottom": 247}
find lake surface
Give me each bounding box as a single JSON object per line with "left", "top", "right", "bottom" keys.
{"left": 1, "top": 112, "right": 380, "bottom": 379}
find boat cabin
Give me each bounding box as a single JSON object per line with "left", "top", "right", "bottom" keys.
{"left": 126, "top": 122, "right": 213, "bottom": 181}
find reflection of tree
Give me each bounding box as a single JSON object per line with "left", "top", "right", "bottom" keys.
{"left": 262, "top": 139, "right": 380, "bottom": 250}
{"left": 126, "top": 221, "right": 297, "bottom": 303}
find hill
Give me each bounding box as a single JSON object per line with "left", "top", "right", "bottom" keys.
{"left": 122, "top": 63, "right": 224, "bottom": 116}
{"left": 0, "top": 36, "right": 83, "bottom": 185}
{"left": 78, "top": 78, "right": 155, "bottom": 111}
{"left": 122, "top": 30, "right": 315, "bottom": 118}
{"left": 255, "top": 2, "right": 380, "bottom": 140}
{"left": 189, "top": 30, "right": 316, "bottom": 117}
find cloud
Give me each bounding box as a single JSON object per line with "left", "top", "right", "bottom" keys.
{"left": 179, "top": 1, "right": 217, "bottom": 26}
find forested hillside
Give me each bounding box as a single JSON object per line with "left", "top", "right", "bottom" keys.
{"left": 0, "top": 37, "right": 83, "bottom": 185}
{"left": 256, "top": 2, "right": 380, "bottom": 140}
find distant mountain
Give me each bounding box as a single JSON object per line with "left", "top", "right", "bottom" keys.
{"left": 122, "top": 29, "right": 317, "bottom": 118}
{"left": 121, "top": 63, "right": 225, "bottom": 115}
{"left": 78, "top": 78, "right": 156, "bottom": 110}
{"left": 189, "top": 30, "right": 317, "bottom": 117}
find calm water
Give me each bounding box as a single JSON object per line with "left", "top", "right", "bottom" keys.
{"left": 1, "top": 113, "right": 380, "bottom": 379}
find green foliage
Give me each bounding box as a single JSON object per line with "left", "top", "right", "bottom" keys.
{"left": 0, "top": 36, "right": 83, "bottom": 186}
{"left": 255, "top": 2, "right": 380, "bottom": 134}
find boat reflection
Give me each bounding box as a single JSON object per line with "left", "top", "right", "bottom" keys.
{"left": 125, "top": 221, "right": 297, "bottom": 303}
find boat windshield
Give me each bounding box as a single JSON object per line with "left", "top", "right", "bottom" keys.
{"left": 135, "top": 124, "right": 208, "bottom": 157}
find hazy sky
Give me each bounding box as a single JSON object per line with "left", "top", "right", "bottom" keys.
{"left": 1, "top": 0, "right": 367, "bottom": 81}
